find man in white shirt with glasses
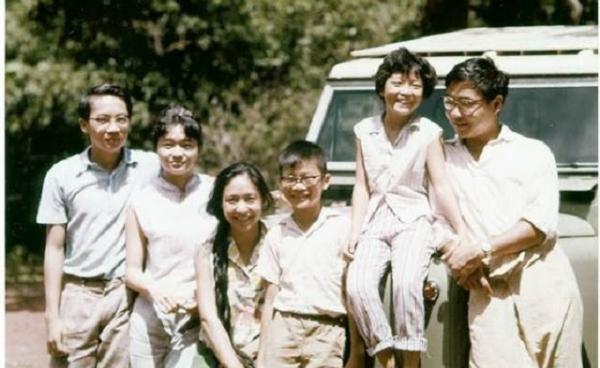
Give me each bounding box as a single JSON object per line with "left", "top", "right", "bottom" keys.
{"left": 439, "top": 58, "right": 583, "bottom": 368}
{"left": 37, "top": 84, "right": 159, "bottom": 367}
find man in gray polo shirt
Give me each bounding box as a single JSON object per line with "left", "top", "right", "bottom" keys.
{"left": 37, "top": 84, "right": 159, "bottom": 367}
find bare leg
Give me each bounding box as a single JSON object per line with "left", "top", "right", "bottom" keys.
{"left": 402, "top": 351, "right": 420, "bottom": 368}
{"left": 375, "top": 348, "right": 395, "bottom": 368}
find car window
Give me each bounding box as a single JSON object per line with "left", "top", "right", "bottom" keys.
{"left": 317, "top": 85, "right": 598, "bottom": 165}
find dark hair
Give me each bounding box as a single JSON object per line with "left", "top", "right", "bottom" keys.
{"left": 206, "top": 162, "right": 272, "bottom": 368}
{"left": 278, "top": 140, "right": 327, "bottom": 176}
{"left": 445, "top": 57, "right": 509, "bottom": 102}
{"left": 374, "top": 47, "right": 437, "bottom": 99}
{"left": 78, "top": 83, "right": 132, "bottom": 120}
{"left": 152, "top": 105, "right": 202, "bottom": 149}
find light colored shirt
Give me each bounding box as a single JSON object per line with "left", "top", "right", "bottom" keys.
{"left": 131, "top": 173, "right": 216, "bottom": 304}
{"left": 36, "top": 147, "right": 159, "bottom": 279}
{"left": 354, "top": 114, "right": 442, "bottom": 227}
{"left": 444, "top": 125, "right": 558, "bottom": 276}
{"left": 198, "top": 225, "right": 267, "bottom": 357}
{"left": 444, "top": 125, "right": 583, "bottom": 366}
{"left": 257, "top": 208, "right": 349, "bottom": 317}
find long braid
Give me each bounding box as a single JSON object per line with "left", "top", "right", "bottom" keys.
{"left": 212, "top": 220, "right": 232, "bottom": 333}
{"left": 212, "top": 221, "right": 255, "bottom": 368}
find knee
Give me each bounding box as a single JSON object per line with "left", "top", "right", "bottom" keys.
{"left": 346, "top": 270, "right": 383, "bottom": 306}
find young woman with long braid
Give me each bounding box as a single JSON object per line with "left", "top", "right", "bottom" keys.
{"left": 195, "top": 162, "right": 273, "bottom": 368}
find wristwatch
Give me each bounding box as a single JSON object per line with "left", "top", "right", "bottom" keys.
{"left": 480, "top": 240, "right": 492, "bottom": 265}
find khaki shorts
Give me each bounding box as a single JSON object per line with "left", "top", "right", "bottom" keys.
{"left": 264, "top": 310, "right": 346, "bottom": 368}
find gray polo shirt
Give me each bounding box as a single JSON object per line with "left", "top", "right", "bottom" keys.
{"left": 36, "top": 147, "right": 160, "bottom": 279}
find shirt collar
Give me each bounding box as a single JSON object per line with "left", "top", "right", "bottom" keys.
{"left": 76, "top": 147, "right": 135, "bottom": 176}
{"left": 279, "top": 207, "right": 341, "bottom": 235}
{"left": 155, "top": 171, "right": 200, "bottom": 197}
{"left": 228, "top": 222, "right": 266, "bottom": 271}
{"left": 493, "top": 124, "right": 517, "bottom": 143}
{"left": 447, "top": 124, "right": 515, "bottom": 147}
{"left": 368, "top": 115, "right": 421, "bottom": 147}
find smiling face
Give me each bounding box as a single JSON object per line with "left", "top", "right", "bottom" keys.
{"left": 381, "top": 71, "right": 424, "bottom": 118}
{"left": 80, "top": 95, "right": 130, "bottom": 158}
{"left": 444, "top": 80, "right": 503, "bottom": 142}
{"left": 280, "top": 158, "right": 330, "bottom": 214}
{"left": 156, "top": 124, "right": 198, "bottom": 182}
{"left": 222, "top": 173, "right": 263, "bottom": 235}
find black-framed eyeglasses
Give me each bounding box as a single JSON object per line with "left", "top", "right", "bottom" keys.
{"left": 442, "top": 96, "right": 484, "bottom": 115}
{"left": 89, "top": 115, "right": 130, "bottom": 125}
{"left": 280, "top": 175, "right": 321, "bottom": 186}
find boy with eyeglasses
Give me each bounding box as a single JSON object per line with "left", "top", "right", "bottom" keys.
{"left": 37, "top": 83, "right": 159, "bottom": 367}
{"left": 256, "top": 140, "right": 364, "bottom": 368}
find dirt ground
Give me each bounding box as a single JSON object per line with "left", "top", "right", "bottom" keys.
{"left": 6, "top": 282, "right": 49, "bottom": 368}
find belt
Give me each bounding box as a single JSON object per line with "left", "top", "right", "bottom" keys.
{"left": 63, "top": 274, "right": 121, "bottom": 288}
{"left": 278, "top": 310, "right": 346, "bottom": 326}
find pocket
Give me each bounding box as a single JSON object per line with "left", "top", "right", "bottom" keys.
{"left": 60, "top": 284, "right": 96, "bottom": 336}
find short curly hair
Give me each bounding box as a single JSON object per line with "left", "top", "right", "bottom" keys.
{"left": 445, "top": 57, "right": 509, "bottom": 102}
{"left": 374, "top": 47, "right": 437, "bottom": 99}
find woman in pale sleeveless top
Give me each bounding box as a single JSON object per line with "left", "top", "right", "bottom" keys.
{"left": 126, "top": 106, "right": 216, "bottom": 367}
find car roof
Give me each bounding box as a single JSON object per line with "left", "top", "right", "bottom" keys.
{"left": 329, "top": 54, "right": 599, "bottom": 79}
{"left": 330, "top": 26, "right": 598, "bottom": 80}
{"left": 351, "top": 25, "right": 598, "bottom": 56}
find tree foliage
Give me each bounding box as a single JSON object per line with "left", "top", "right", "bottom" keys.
{"left": 6, "top": 0, "right": 597, "bottom": 254}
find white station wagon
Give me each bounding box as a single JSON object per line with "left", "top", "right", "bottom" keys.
{"left": 305, "top": 25, "right": 598, "bottom": 367}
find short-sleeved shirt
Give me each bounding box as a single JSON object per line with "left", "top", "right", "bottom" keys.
{"left": 198, "top": 224, "right": 267, "bottom": 357}
{"left": 36, "top": 147, "right": 159, "bottom": 279}
{"left": 257, "top": 208, "right": 349, "bottom": 317}
{"left": 444, "top": 125, "right": 582, "bottom": 364}
{"left": 354, "top": 114, "right": 442, "bottom": 227}
{"left": 444, "top": 125, "right": 558, "bottom": 277}
{"left": 131, "top": 173, "right": 216, "bottom": 304}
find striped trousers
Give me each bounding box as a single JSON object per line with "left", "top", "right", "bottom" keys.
{"left": 346, "top": 205, "right": 436, "bottom": 356}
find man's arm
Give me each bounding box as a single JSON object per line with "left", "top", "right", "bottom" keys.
{"left": 43, "top": 224, "right": 67, "bottom": 357}
{"left": 442, "top": 220, "right": 544, "bottom": 285}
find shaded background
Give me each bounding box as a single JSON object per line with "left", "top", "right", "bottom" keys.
{"left": 5, "top": 0, "right": 597, "bottom": 279}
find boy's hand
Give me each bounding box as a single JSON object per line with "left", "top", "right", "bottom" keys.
{"left": 343, "top": 238, "right": 358, "bottom": 261}
{"left": 45, "top": 316, "right": 68, "bottom": 357}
